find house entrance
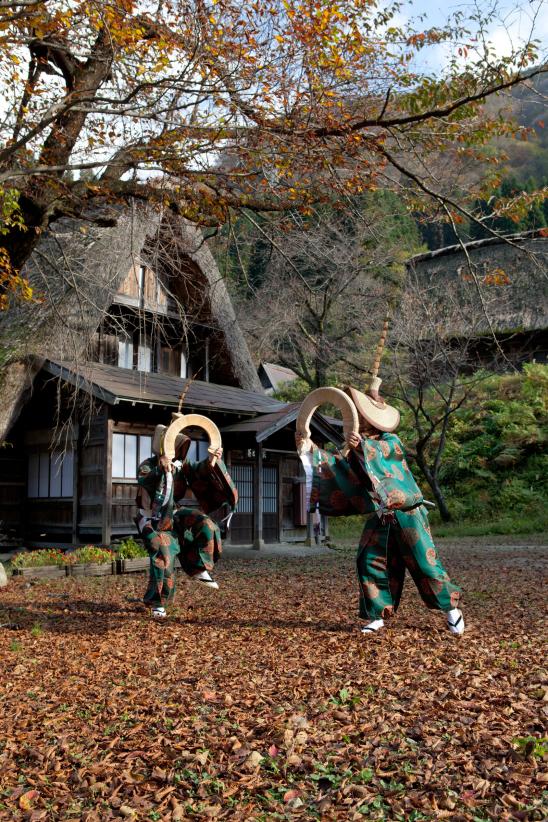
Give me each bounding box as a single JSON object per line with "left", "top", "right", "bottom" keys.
{"left": 229, "top": 462, "right": 279, "bottom": 544}
{"left": 230, "top": 463, "right": 253, "bottom": 543}
{"left": 262, "top": 464, "right": 279, "bottom": 543}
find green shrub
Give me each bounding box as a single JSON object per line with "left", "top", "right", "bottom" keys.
{"left": 396, "top": 363, "right": 548, "bottom": 529}
{"left": 113, "top": 537, "right": 147, "bottom": 559}
{"left": 10, "top": 548, "right": 68, "bottom": 568}
{"left": 329, "top": 366, "right": 548, "bottom": 539}
{"left": 68, "top": 546, "right": 114, "bottom": 565}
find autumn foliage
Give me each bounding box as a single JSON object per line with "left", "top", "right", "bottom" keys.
{"left": 0, "top": 0, "right": 545, "bottom": 305}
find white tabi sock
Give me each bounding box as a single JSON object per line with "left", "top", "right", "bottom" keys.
{"left": 361, "top": 618, "right": 384, "bottom": 633}
{"left": 192, "top": 570, "right": 219, "bottom": 589}
{"left": 196, "top": 570, "right": 213, "bottom": 581}
{"left": 446, "top": 607, "right": 465, "bottom": 635}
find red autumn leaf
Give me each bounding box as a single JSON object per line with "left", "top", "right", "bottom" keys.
{"left": 19, "top": 790, "right": 39, "bottom": 811}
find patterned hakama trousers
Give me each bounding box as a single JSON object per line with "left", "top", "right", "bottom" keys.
{"left": 357, "top": 506, "right": 461, "bottom": 620}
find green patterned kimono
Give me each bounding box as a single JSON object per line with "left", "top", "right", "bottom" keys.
{"left": 305, "top": 436, "right": 460, "bottom": 620}
{"left": 136, "top": 456, "right": 238, "bottom": 608}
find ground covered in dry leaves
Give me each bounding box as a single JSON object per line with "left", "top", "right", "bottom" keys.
{"left": 1, "top": 538, "right": 547, "bottom": 821}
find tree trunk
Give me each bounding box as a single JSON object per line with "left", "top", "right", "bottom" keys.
{"left": 2, "top": 196, "right": 47, "bottom": 271}
{"left": 314, "top": 333, "right": 327, "bottom": 387}
{"left": 0, "top": 359, "right": 43, "bottom": 443}
{"left": 415, "top": 451, "right": 452, "bottom": 522}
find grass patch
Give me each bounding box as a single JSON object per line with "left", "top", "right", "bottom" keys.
{"left": 432, "top": 515, "right": 548, "bottom": 538}
{"left": 329, "top": 514, "right": 547, "bottom": 542}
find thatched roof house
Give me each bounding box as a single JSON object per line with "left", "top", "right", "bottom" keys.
{"left": 0, "top": 209, "right": 337, "bottom": 548}
{"left": 406, "top": 229, "right": 548, "bottom": 362}
{"left": 0, "top": 206, "right": 261, "bottom": 440}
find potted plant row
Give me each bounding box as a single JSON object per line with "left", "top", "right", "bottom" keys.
{"left": 68, "top": 546, "right": 116, "bottom": 577}
{"left": 10, "top": 549, "right": 68, "bottom": 579}
{"left": 113, "top": 537, "right": 149, "bottom": 574}
{"left": 11, "top": 546, "right": 115, "bottom": 579}
{"left": 10, "top": 539, "right": 150, "bottom": 580}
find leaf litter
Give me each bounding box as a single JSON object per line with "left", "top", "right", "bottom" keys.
{"left": 0, "top": 540, "right": 546, "bottom": 820}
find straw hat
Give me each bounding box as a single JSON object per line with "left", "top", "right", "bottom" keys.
{"left": 152, "top": 425, "right": 190, "bottom": 459}
{"left": 345, "top": 384, "right": 400, "bottom": 433}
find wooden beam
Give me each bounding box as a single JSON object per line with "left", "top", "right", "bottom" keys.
{"left": 253, "top": 444, "right": 264, "bottom": 550}
{"left": 101, "top": 417, "right": 113, "bottom": 546}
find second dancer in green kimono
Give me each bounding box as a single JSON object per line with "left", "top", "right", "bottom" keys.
{"left": 297, "top": 385, "right": 464, "bottom": 636}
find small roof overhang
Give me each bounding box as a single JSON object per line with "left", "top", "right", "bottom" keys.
{"left": 41, "top": 359, "right": 285, "bottom": 416}
{"left": 222, "top": 402, "right": 343, "bottom": 444}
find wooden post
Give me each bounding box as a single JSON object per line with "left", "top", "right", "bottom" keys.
{"left": 253, "top": 444, "right": 264, "bottom": 550}
{"left": 102, "top": 417, "right": 113, "bottom": 546}
{"left": 304, "top": 512, "right": 313, "bottom": 547}
{"left": 71, "top": 422, "right": 80, "bottom": 546}
{"left": 224, "top": 448, "right": 232, "bottom": 546}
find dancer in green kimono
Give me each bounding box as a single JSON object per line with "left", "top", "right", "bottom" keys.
{"left": 136, "top": 428, "right": 238, "bottom": 618}
{"left": 297, "top": 383, "right": 464, "bottom": 636}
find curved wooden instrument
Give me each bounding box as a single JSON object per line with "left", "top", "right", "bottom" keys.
{"left": 295, "top": 387, "right": 359, "bottom": 457}
{"left": 161, "top": 412, "right": 222, "bottom": 465}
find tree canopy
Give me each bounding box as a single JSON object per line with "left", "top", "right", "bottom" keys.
{"left": 0, "top": 0, "right": 545, "bottom": 302}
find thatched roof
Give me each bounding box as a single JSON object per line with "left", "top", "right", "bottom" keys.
{"left": 0, "top": 205, "right": 261, "bottom": 439}
{"left": 1, "top": 203, "right": 156, "bottom": 364}
{"left": 259, "top": 362, "right": 299, "bottom": 394}
{"left": 151, "top": 218, "right": 262, "bottom": 391}
{"left": 407, "top": 230, "right": 548, "bottom": 334}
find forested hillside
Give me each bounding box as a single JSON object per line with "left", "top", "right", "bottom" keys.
{"left": 399, "top": 364, "right": 548, "bottom": 532}
{"left": 420, "top": 71, "right": 548, "bottom": 248}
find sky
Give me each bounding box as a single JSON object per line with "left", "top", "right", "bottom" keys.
{"left": 392, "top": 0, "right": 548, "bottom": 71}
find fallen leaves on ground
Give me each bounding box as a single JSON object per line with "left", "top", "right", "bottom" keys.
{"left": 0, "top": 539, "right": 546, "bottom": 821}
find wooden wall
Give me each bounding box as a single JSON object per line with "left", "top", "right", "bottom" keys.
{"left": 77, "top": 408, "right": 108, "bottom": 542}
{"left": 0, "top": 446, "right": 25, "bottom": 546}
{"left": 117, "top": 263, "right": 170, "bottom": 313}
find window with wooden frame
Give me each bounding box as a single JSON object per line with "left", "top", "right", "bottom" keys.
{"left": 112, "top": 434, "right": 153, "bottom": 480}
{"left": 27, "top": 451, "right": 74, "bottom": 498}
{"left": 186, "top": 440, "right": 210, "bottom": 463}
{"left": 118, "top": 335, "right": 133, "bottom": 369}
{"left": 116, "top": 333, "right": 156, "bottom": 373}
